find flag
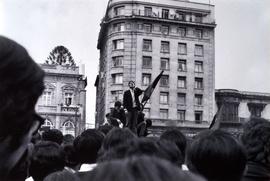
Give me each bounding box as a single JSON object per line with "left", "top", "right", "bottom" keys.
{"left": 209, "top": 104, "right": 224, "bottom": 130}
{"left": 141, "top": 71, "right": 164, "bottom": 104}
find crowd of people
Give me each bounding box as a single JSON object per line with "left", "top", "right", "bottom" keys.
{"left": 1, "top": 36, "right": 270, "bottom": 181}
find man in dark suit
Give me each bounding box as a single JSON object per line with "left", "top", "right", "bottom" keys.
{"left": 123, "top": 81, "right": 143, "bottom": 133}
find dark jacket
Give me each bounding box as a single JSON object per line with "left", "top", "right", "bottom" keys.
{"left": 242, "top": 161, "right": 270, "bottom": 181}
{"left": 123, "top": 88, "right": 143, "bottom": 111}
{"left": 110, "top": 108, "right": 126, "bottom": 126}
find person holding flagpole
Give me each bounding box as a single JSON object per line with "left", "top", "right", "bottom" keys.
{"left": 123, "top": 81, "right": 143, "bottom": 134}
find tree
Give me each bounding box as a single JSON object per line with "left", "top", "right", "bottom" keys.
{"left": 45, "top": 45, "right": 76, "bottom": 66}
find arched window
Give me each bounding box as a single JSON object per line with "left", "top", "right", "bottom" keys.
{"left": 62, "top": 120, "right": 75, "bottom": 136}
{"left": 42, "top": 119, "right": 54, "bottom": 129}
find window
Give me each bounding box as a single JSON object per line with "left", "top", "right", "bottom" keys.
{"left": 42, "top": 90, "right": 52, "bottom": 105}
{"left": 113, "top": 39, "right": 124, "bottom": 50}
{"left": 114, "top": 6, "right": 125, "bottom": 16}
{"left": 143, "top": 39, "right": 152, "bottom": 51}
{"left": 195, "top": 14, "right": 203, "bottom": 23}
{"left": 177, "top": 76, "right": 186, "bottom": 88}
{"left": 160, "top": 92, "right": 169, "bottom": 104}
{"left": 177, "top": 27, "right": 186, "bottom": 37}
{"left": 178, "top": 60, "right": 187, "bottom": 71}
{"left": 162, "top": 9, "right": 169, "bottom": 19}
{"left": 112, "top": 56, "right": 123, "bottom": 67}
{"left": 195, "top": 94, "right": 203, "bottom": 105}
{"left": 195, "top": 111, "right": 203, "bottom": 123}
{"left": 195, "top": 78, "right": 203, "bottom": 89}
{"left": 177, "top": 93, "right": 186, "bottom": 105}
{"left": 178, "top": 43, "right": 187, "bottom": 55}
{"left": 160, "top": 58, "right": 169, "bottom": 70}
{"left": 62, "top": 121, "right": 75, "bottom": 136}
{"left": 64, "top": 92, "right": 73, "bottom": 106}
{"left": 111, "top": 90, "right": 123, "bottom": 101}
{"left": 161, "top": 25, "right": 169, "bottom": 35}
{"left": 144, "top": 108, "right": 150, "bottom": 118}
{"left": 195, "top": 45, "right": 204, "bottom": 56}
{"left": 113, "top": 22, "right": 125, "bottom": 32}
{"left": 144, "top": 24, "right": 152, "bottom": 33}
{"left": 195, "top": 29, "right": 202, "bottom": 39}
{"left": 142, "top": 74, "right": 151, "bottom": 86}
{"left": 195, "top": 61, "right": 203, "bottom": 72}
{"left": 160, "top": 109, "right": 168, "bottom": 119}
{"left": 161, "top": 41, "right": 170, "bottom": 53}
{"left": 144, "top": 7, "right": 152, "bottom": 16}
{"left": 160, "top": 75, "right": 169, "bottom": 87}
{"left": 177, "top": 110, "right": 185, "bottom": 121}
{"left": 112, "top": 74, "right": 123, "bottom": 84}
{"left": 42, "top": 119, "right": 53, "bottom": 129}
{"left": 142, "top": 56, "right": 152, "bottom": 68}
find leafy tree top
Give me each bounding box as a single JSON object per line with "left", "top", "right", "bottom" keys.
{"left": 45, "top": 45, "right": 76, "bottom": 66}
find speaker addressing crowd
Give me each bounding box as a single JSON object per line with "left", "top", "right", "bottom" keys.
{"left": 1, "top": 36, "right": 270, "bottom": 181}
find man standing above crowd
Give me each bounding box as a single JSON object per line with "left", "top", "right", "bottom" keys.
{"left": 123, "top": 81, "right": 143, "bottom": 133}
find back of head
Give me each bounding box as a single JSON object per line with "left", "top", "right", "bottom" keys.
{"left": 44, "top": 170, "right": 79, "bottom": 181}
{"left": 73, "top": 129, "right": 104, "bottom": 164}
{"left": 241, "top": 118, "right": 270, "bottom": 164}
{"left": 98, "top": 124, "right": 113, "bottom": 135}
{"left": 114, "top": 101, "right": 122, "bottom": 108}
{"left": 83, "top": 156, "right": 205, "bottom": 181}
{"left": 42, "top": 129, "right": 64, "bottom": 145}
{"left": 62, "top": 134, "right": 75, "bottom": 146}
{"left": 160, "top": 128, "right": 187, "bottom": 157}
{"left": 186, "top": 130, "right": 246, "bottom": 181}
{"left": 0, "top": 36, "right": 45, "bottom": 138}
{"left": 29, "top": 141, "right": 65, "bottom": 181}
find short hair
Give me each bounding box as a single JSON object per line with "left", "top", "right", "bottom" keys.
{"left": 114, "top": 101, "right": 122, "bottom": 107}
{"left": 186, "top": 130, "right": 246, "bottom": 181}
{"left": 44, "top": 170, "right": 79, "bottom": 181}
{"left": 62, "top": 134, "right": 75, "bottom": 146}
{"left": 0, "top": 36, "right": 45, "bottom": 138}
{"left": 62, "top": 144, "right": 78, "bottom": 168}
{"left": 98, "top": 125, "right": 113, "bottom": 135}
{"left": 29, "top": 141, "right": 65, "bottom": 181}
{"left": 42, "top": 129, "right": 64, "bottom": 145}
{"left": 241, "top": 118, "right": 270, "bottom": 164}
{"left": 83, "top": 156, "right": 205, "bottom": 181}
{"left": 160, "top": 128, "right": 187, "bottom": 157}
{"left": 73, "top": 129, "right": 104, "bottom": 164}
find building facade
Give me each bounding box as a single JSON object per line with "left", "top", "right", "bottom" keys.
{"left": 36, "top": 64, "right": 87, "bottom": 136}
{"left": 95, "top": 0, "right": 216, "bottom": 132}
{"left": 215, "top": 89, "right": 270, "bottom": 137}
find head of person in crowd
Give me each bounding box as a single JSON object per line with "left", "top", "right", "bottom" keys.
{"left": 83, "top": 156, "right": 205, "bottom": 181}
{"left": 100, "top": 128, "right": 136, "bottom": 154}
{"left": 0, "top": 36, "right": 45, "bottom": 179}
{"left": 44, "top": 170, "right": 79, "bottom": 181}
{"left": 73, "top": 129, "right": 104, "bottom": 164}
{"left": 186, "top": 130, "right": 247, "bottom": 181}
{"left": 98, "top": 124, "right": 113, "bottom": 135}
{"left": 29, "top": 141, "right": 65, "bottom": 181}
{"left": 114, "top": 101, "right": 122, "bottom": 110}
{"left": 62, "top": 134, "right": 75, "bottom": 146}
{"left": 241, "top": 117, "right": 270, "bottom": 164}
{"left": 42, "top": 129, "right": 64, "bottom": 145}
{"left": 160, "top": 128, "right": 187, "bottom": 158}
{"left": 62, "top": 144, "right": 78, "bottom": 170}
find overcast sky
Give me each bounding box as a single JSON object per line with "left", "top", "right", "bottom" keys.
{"left": 0, "top": 0, "right": 269, "bottom": 123}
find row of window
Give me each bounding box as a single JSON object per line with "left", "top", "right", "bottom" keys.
{"left": 112, "top": 56, "right": 203, "bottom": 72}
{"left": 114, "top": 6, "right": 204, "bottom": 23}
{"left": 113, "top": 39, "right": 204, "bottom": 56}
{"left": 113, "top": 22, "right": 205, "bottom": 38}
{"left": 41, "top": 91, "right": 74, "bottom": 106}
{"left": 112, "top": 73, "right": 204, "bottom": 89}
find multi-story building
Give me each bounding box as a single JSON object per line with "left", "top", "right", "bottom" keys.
{"left": 215, "top": 89, "right": 270, "bottom": 137}
{"left": 95, "top": 0, "right": 216, "bottom": 134}
{"left": 36, "top": 64, "right": 87, "bottom": 136}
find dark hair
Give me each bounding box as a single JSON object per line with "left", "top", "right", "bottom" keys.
{"left": 241, "top": 118, "right": 270, "bottom": 164}
{"left": 0, "top": 36, "right": 45, "bottom": 138}
{"left": 42, "top": 129, "right": 64, "bottom": 145}
{"left": 83, "top": 156, "right": 205, "bottom": 181}
{"left": 73, "top": 129, "right": 104, "bottom": 164}
{"left": 29, "top": 141, "right": 65, "bottom": 181}
{"left": 186, "top": 130, "right": 246, "bottom": 181}
{"left": 160, "top": 128, "right": 187, "bottom": 158}
{"left": 98, "top": 124, "right": 113, "bottom": 135}
{"left": 114, "top": 101, "right": 122, "bottom": 107}
{"left": 44, "top": 170, "right": 79, "bottom": 181}
{"left": 62, "top": 144, "right": 78, "bottom": 168}
{"left": 62, "top": 134, "right": 75, "bottom": 146}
